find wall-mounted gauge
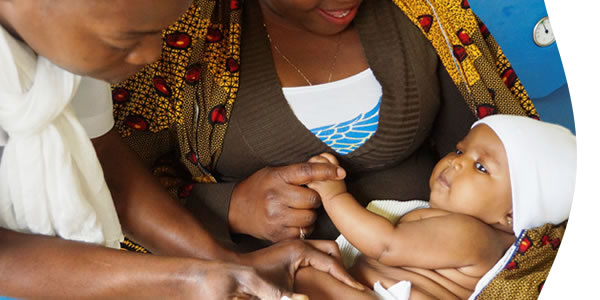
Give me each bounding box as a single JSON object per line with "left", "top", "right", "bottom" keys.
{"left": 533, "top": 16, "right": 555, "bottom": 47}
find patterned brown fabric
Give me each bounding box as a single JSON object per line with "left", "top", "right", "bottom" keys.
{"left": 476, "top": 222, "right": 566, "bottom": 299}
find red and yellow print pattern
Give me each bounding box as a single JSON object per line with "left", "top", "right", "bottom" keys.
{"left": 113, "top": 0, "right": 241, "bottom": 138}
{"left": 392, "top": 0, "right": 538, "bottom": 118}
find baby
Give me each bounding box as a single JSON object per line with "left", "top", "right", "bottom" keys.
{"left": 304, "top": 115, "right": 576, "bottom": 299}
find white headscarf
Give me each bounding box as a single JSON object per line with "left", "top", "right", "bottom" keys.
{"left": 472, "top": 114, "right": 576, "bottom": 237}
{"left": 0, "top": 26, "right": 123, "bottom": 248}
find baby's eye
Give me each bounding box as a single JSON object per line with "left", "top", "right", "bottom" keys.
{"left": 455, "top": 149, "right": 463, "bottom": 155}
{"left": 475, "top": 162, "right": 488, "bottom": 173}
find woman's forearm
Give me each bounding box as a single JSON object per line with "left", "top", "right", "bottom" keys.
{"left": 0, "top": 228, "right": 195, "bottom": 299}
{"left": 92, "top": 128, "right": 239, "bottom": 262}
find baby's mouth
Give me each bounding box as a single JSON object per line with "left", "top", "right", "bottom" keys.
{"left": 438, "top": 172, "right": 450, "bottom": 188}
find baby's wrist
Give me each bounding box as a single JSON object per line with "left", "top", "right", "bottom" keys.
{"left": 322, "top": 190, "right": 350, "bottom": 203}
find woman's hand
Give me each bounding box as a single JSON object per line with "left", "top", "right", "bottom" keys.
{"left": 306, "top": 153, "right": 348, "bottom": 203}
{"left": 229, "top": 162, "right": 345, "bottom": 242}
{"left": 182, "top": 260, "right": 309, "bottom": 300}
{"left": 239, "top": 239, "right": 365, "bottom": 292}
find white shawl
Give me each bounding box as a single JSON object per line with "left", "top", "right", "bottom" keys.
{"left": 0, "top": 26, "right": 123, "bottom": 248}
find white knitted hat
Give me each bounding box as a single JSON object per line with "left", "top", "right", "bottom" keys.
{"left": 472, "top": 115, "right": 576, "bottom": 236}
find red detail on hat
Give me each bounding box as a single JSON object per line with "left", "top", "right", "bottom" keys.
{"left": 124, "top": 115, "right": 148, "bottom": 131}
{"left": 418, "top": 15, "right": 433, "bottom": 33}
{"left": 538, "top": 281, "right": 545, "bottom": 293}
{"left": 166, "top": 32, "right": 191, "bottom": 49}
{"left": 501, "top": 67, "right": 517, "bottom": 88}
{"left": 185, "top": 64, "right": 202, "bottom": 85}
{"left": 518, "top": 236, "right": 532, "bottom": 254}
{"left": 112, "top": 88, "right": 130, "bottom": 103}
{"left": 230, "top": 0, "right": 240, "bottom": 10}
{"left": 457, "top": 29, "right": 473, "bottom": 45}
{"left": 227, "top": 58, "right": 240, "bottom": 73}
{"left": 476, "top": 104, "right": 497, "bottom": 119}
{"left": 453, "top": 45, "right": 467, "bottom": 62}
{"left": 206, "top": 28, "right": 222, "bottom": 43}
{"left": 209, "top": 105, "right": 227, "bottom": 125}
{"left": 152, "top": 77, "right": 171, "bottom": 96}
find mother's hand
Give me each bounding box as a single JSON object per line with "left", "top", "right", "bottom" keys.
{"left": 229, "top": 162, "right": 345, "bottom": 242}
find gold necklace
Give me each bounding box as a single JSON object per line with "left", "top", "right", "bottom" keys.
{"left": 264, "top": 24, "right": 342, "bottom": 86}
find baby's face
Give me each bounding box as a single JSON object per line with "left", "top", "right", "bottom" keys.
{"left": 429, "top": 124, "right": 512, "bottom": 225}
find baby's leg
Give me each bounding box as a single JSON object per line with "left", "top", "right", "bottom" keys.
{"left": 294, "top": 267, "right": 377, "bottom": 300}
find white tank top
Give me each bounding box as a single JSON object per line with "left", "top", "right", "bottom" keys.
{"left": 283, "top": 68, "right": 383, "bottom": 155}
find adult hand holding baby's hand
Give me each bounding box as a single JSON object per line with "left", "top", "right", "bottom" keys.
{"left": 229, "top": 161, "right": 346, "bottom": 242}
{"left": 306, "top": 153, "right": 348, "bottom": 203}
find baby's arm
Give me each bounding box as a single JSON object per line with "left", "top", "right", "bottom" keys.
{"left": 308, "top": 154, "right": 507, "bottom": 274}
{"left": 307, "top": 153, "right": 400, "bottom": 260}
{"left": 379, "top": 211, "right": 505, "bottom": 272}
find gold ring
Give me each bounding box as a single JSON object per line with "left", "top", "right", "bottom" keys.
{"left": 299, "top": 228, "right": 306, "bottom": 240}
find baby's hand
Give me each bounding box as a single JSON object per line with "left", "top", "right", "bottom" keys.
{"left": 307, "top": 153, "right": 347, "bottom": 202}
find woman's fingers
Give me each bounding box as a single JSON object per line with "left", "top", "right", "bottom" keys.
{"left": 303, "top": 239, "right": 343, "bottom": 261}
{"left": 295, "top": 242, "right": 366, "bottom": 291}
{"left": 277, "top": 184, "right": 322, "bottom": 210}
{"left": 276, "top": 162, "right": 345, "bottom": 186}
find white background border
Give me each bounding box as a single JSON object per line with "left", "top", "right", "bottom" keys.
{"left": 540, "top": 0, "right": 600, "bottom": 298}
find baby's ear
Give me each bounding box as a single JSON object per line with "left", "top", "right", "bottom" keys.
{"left": 500, "top": 211, "right": 513, "bottom": 229}
{"left": 506, "top": 214, "right": 513, "bottom": 226}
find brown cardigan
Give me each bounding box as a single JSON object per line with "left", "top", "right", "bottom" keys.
{"left": 185, "top": 0, "right": 476, "bottom": 249}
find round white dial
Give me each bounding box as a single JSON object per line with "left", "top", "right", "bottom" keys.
{"left": 533, "top": 16, "right": 555, "bottom": 47}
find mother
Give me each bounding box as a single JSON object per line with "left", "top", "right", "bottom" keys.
{"left": 113, "top": 0, "right": 536, "bottom": 249}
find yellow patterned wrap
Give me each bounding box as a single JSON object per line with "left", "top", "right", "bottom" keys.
{"left": 113, "top": 0, "right": 241, "bottom": 174}
{"left": 392, "top": 0, "right": 537, "bottom": 117}
{"left": 477, "top": 223, "right": 566, "bottom": 299}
